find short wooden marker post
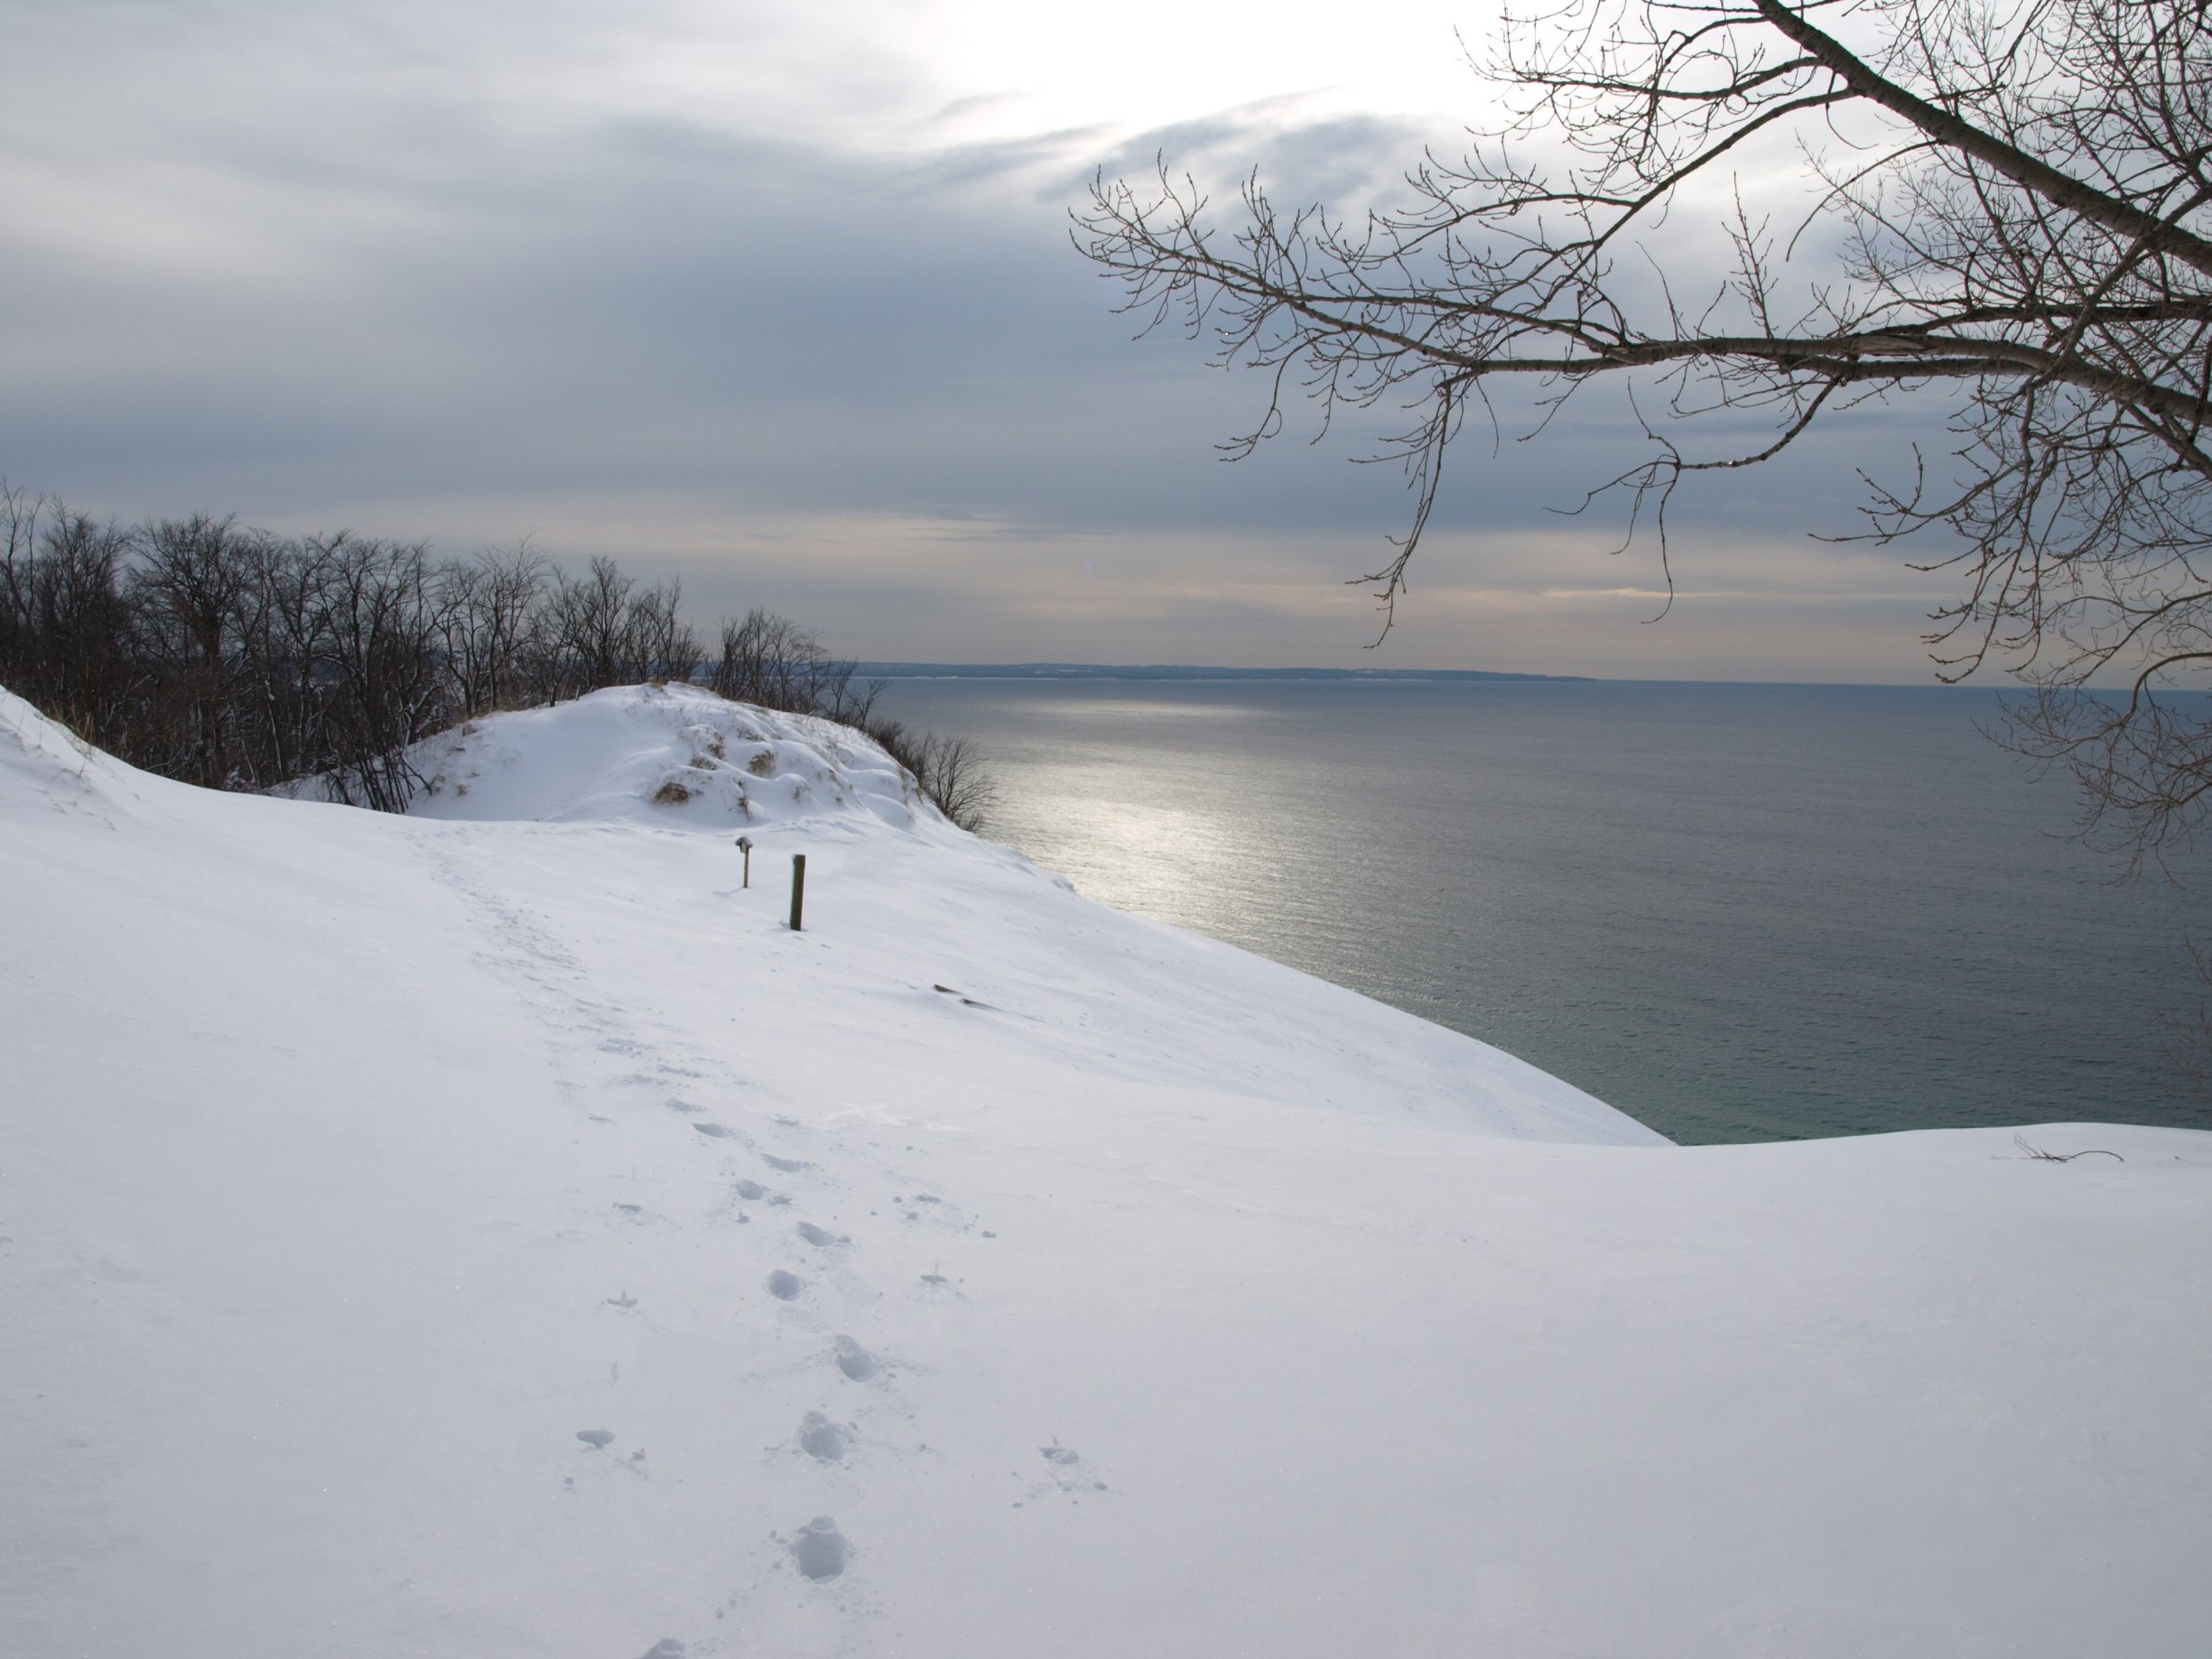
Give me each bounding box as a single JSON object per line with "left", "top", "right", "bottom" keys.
{"left": 736, "top": 834, "right": 753, "bottom": 888}
{"left": 788, "top": 853, "right": 806, "bottom": 931}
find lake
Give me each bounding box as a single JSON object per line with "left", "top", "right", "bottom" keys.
{"left": 876, "top": 676, "right": 2209, "bottom": 1144}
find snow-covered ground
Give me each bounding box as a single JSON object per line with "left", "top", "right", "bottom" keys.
{"left": 4, "top": 682, "right": 2207, "bottom": 1659}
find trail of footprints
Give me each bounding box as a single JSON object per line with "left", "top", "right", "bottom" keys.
{"left": 440, "top": 840, "right": 1040, "bottom": 1639}
{"left": 439, "top": 830, "right": 1105, "bottom": 1636}
{"left": 587, "top": 1098, "right": 1106, "bottom": 1654}
{"left": 441, "top": 834, "right": 1111, "bottom": 1638}
{"left": 424, "top": 840, "right": 755, "bottom": 1144}
{"left": 744, "top": 1139, "right": 876, "bottom": 1591}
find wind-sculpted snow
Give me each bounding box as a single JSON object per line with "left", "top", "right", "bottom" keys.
{"left": 3, "top": 681, "right": 2209, "bottom": 1659}
{"left": 400, "top": 684, "right": 934, "bottom": 833}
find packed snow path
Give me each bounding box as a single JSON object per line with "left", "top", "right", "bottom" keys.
{"left": 3, "top": 684, "right": 2207, "bottom": 1659}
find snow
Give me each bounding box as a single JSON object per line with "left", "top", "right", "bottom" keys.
{"left": 3, "top": 681, "right": 2207, "bottom": 1658}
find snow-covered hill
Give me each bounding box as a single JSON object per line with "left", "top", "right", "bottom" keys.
{"left": 3, "top": 683, "right": 2207, "bottom": 1658}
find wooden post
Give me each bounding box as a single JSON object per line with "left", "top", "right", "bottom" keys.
{"left": 788, "top": 853, "right": 806, "bottom": 931}
{"left": 736, "top": 835, "right": 753, "bottom": 888}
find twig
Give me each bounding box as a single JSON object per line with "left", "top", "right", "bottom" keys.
{"left": 2013, "top": 1132, "right": 2124, "bottom": 1162}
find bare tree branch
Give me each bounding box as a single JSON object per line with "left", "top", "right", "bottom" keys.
{"left": 1075, "top": 0, "right": 2212, "bottom": 878}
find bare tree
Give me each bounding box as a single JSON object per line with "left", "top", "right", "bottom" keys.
{"left": 711, "top": 607, "right": 882, "bottom": 724}
{"left": 711, "top": 607, "right": 804, "bottom": 705}
{"left": 546, "top": 555, "right": 636, "bottom": 698}
{"left": 315, "top": 536, "right": 452, "bottom": 812}
{"left": 1078, "top": 0, "right": 2212, "bottom": 862}
{"left": 0, "top": 489, "right": 144, "bottom": 753}
{"left": 229, "top": 530, "right": 339, "bottom": 786}
{"left": 625, "top": 575, "right": 702, "bottom": 686}
{"left": 133, "top": 514, "right": 252, "bottom": 788}
{"left": 438, "top": 543, "right": 549, "bottom": 717}
{"left": 0, "top": 484, "right": 40, "bottom": 678}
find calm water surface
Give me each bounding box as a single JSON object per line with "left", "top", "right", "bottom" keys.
{"left": 879, "top": 678, "right": 2208, "bottom": 1144}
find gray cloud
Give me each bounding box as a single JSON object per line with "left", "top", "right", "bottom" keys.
{"left": 0, "top": 1, "right": 1974, "bottom": 676}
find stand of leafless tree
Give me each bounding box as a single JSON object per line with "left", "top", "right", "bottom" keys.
{"left": 0, "top": 485, "right": 994, "bottom": 829}
{"left": 711, "top": 607, "right": 881, "bottom": 727}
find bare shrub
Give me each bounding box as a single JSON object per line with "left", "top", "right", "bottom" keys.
{"left": 866, "top": 717, "right": 999, "bottom": 833}
{"left": 710, "top": 608, "right": 881, "bottom": 725}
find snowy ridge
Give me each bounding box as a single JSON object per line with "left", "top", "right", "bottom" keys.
{"left": 398, "top": 684, "right": 936, "bottom": 834}
{"left": 3, "top": 684, "right": 2208, "bottom": 1659}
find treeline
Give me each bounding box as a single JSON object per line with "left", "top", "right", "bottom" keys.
{"left": 0, "top": 485, "right": 993, "bottom": 827}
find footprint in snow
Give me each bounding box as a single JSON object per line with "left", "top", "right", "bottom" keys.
{"left": 796, "top": 1222, "right": 847, "bottom": 1247}
{"left": 833, "top": 1335, "right": 879, "bottom": 1381}
{"left": 766, "top": 1270, "right": 804, "bottom": 1300}
{"left": 692, "top": 1123, "right": 735, "bottom": 1139}
{"left": 577, "top": 1430, "right": 616, "bottom": 1449}
{"left": 637, "top": 1642, "right": 685, "bottom": 1659}
{"left": 787, "top": 1516, "right": 850, "bottom": 1581}
{"left": 1033, "top": 1440, "right": 1108, "bottom": 1496}
{"left": 761, "top": 1153, "right": 808, "bottom": 1173}
{"left": 734, "top": 1179, "right": 788, "bottom": 1206}
{"left": 797, "top": 1411, "right": 850, "bottom": 1461}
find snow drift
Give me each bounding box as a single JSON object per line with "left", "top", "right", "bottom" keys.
{"left": 387, "top": 690, "right": 930, "bottom": 834}
{"left": 3, "top": 682, "right": 2207, "bottom": 1659}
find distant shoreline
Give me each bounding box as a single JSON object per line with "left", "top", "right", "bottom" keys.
{"left": 853, "top": 662, "right": 1593, "bottom": 683}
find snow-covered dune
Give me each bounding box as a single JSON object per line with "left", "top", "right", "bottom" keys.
{"left": 395, "top": 688, "right": 928, "bottom": 833}
{"left": 3, "top": 683, "right": 2207, "bottom": 1659}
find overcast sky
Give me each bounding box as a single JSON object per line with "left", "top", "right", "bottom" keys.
{"left": 0, "top": 0, "right": 1972, "bottom": 679}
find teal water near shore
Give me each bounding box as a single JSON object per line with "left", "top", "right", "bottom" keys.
{"left": 878, "top": 676, "right": 2208, "bottom": 1144}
